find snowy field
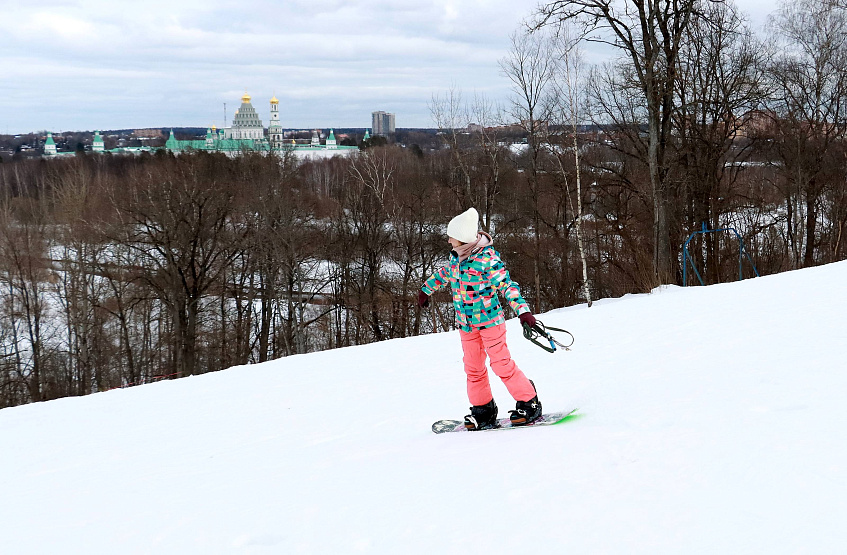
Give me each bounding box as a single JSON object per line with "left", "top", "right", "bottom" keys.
{"left": 2, "top": 261, "right": 847, "bottom": 554}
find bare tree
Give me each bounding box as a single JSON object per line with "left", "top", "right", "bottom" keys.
{"left": 534, "top": 0, "right": 700, "bottom": 284}
{"left": 469, "top": 92, "right": 510, "bottom": 233}
{"left": 339, "top": 148, "right": 398, "bottom": 342}
{"left": 549, "top": 27, "right": 593, "bottom": 306}
{"left": 501, "top": 29, "right": 557, "bottom": 311}
{"left": 113, "top": 153, "right": 243, "bottom": 377}
{"left": 0, "top": 198, "right": 56, "bottom": 402}
{"left": 675, "top": 1, "right": 767, "bottom": 283}
{"left": 765, "top": 0, "right": 847, "bottom": 267}
{"left": 429, "top": 86, "right": 474, "bottom": 206}
{"left": 50, "top": 159, "right": 110, "bottom": 394}
{"left": 429, "top": 88, "right": 511, "bottom": 232}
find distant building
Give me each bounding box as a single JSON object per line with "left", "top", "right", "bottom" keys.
{"left": 372, "top": 111, "right": 396, "bottom": 135}
{"left": 162, "top": 92, "right": 356, "bottom": 158}
{"left": 134, "top": 128, "right": 165, "bottom": 139}
{"left": 93, "top": 131, "right": 104, "bottom": 152}
{"left": 42, "top": 92, "right": 358, "bottom": 159}
{"left": 40, "top": 131, "right": 104, "bottom": 157}
{"left": 44, "top": 132, "right": 57, "bottom": 156}
{"left": 268, "top": 95, "right": 283, "bottom": 149}
{"left": 225, "top": 92, "right": 265, "bottom": 140}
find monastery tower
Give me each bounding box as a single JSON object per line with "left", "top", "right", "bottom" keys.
{"left": 269, "top": 95, "right": 283, "bottom": 150}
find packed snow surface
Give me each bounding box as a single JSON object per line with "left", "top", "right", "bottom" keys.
{"left": 2, "top": 262, "right": 847, "bottom": 554}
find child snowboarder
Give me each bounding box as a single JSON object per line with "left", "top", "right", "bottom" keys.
{"left": 418, "top": 207, "right": 541, "bottom": 430}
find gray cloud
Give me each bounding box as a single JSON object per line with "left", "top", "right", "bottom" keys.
{"left": 1, "top": 0, "right": 532, "bottom": 132}
{"left": 1, "top": 0, "right": 776, "bottom": 134}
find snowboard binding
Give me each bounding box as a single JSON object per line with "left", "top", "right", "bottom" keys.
{"left": 464, "top": 399, "right": 499, "bottom": 430}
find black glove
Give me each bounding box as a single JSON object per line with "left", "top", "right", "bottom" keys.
{"left": 519, "top": 312, "right": 537, "bottom": 328}
{"left": 418, "top": 291, "right": 430, "bottom": 308}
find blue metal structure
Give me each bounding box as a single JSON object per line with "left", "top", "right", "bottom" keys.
{"left": 682, "top": 223, "right": 760, "bottom": 286}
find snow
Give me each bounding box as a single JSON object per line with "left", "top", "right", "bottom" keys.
{"left": 2, "top": 261, "right": 847, "bottom": 553}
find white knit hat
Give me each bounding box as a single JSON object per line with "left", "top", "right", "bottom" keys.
{"left": 447, "top": 207, "right": 480, "bottom": 243}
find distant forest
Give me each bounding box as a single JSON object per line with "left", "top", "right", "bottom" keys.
{"left": 1, "top": 0, "right": 846, "bottom": 408}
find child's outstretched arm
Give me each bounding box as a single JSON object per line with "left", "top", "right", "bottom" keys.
{"left": 421, "top": 265, "right": 450, "bottom": 296}
{"left": 486, "top": 252, "right": 531, "bottom": 316}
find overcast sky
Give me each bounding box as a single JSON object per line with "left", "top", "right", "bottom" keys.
{"left": 1, "top": 0, "right": 779, "bottom": 134}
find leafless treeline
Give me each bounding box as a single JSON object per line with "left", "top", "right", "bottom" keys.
{"left": 530, "top": 0, "right": 847, "bottom": 283}
{"left": 0, "top": 149, "right": 447, "bottom": 407}
{"left": 2, "top": 0, "right": 847, "bottom": 408}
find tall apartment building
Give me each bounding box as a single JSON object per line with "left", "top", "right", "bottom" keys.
{"left": 371, "top": 111, "right": 396, "bottom": 135}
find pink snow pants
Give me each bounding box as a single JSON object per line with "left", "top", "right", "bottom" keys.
{"left": 460, "top": 323, "right": 536, "bottom": 406}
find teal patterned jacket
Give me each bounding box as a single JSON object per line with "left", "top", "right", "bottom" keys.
{"left": 422, "top": 246, "right": 530, "bottom": 332}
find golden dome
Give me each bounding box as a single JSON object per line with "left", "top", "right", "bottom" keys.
{"left": 270, "top": 95, "right": 279, "bottom": 104}
{"left": 241, "top": 91, "right": 251, "bottom": 103}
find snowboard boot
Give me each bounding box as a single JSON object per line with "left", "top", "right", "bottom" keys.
{"left": 464, "top": 399, "right": 498, "bottom": 430}
{"left": 510, "top": 396, "right": 542, "bottom": 426}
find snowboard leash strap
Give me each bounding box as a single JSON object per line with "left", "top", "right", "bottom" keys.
{"left": 522, "top": 320, "right": 574, "bottom": 353}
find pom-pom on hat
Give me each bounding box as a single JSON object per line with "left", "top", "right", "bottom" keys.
{"left": 447, "top": 207, "right": 480, "bottom": 243}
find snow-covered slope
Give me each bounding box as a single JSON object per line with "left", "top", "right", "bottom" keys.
{"left": 2, "top": 262, "right": 847, "bottom": 554}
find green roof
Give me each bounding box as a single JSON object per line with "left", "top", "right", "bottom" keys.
{"left": 163, "top": 127, "right": 359, "bottom": 155}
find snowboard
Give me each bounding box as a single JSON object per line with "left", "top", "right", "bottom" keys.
{"left": 432, "top": 408, "right": 579, "bottom": 434}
